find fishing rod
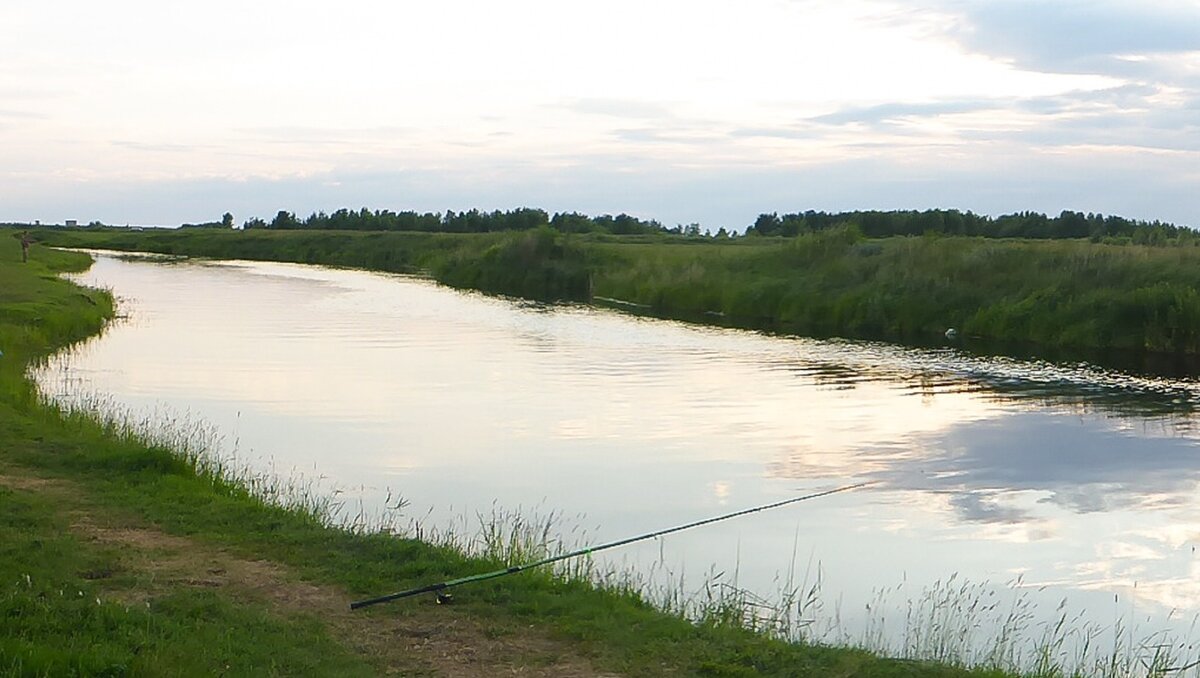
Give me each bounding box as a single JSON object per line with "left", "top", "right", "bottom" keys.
{"left": 350, "top": 480, "right": 874, "bottom": 610}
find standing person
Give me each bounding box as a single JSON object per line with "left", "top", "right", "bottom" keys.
{"left": 20, "top": 231, "right": 33, "bottom": 263}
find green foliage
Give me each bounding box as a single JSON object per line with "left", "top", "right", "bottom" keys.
{"left": 0, "top": 230, "right": 112, "bottom": 370}
{"left": 593, "top": 233, "right": 1200, "bottom": 357}
{"left": 237, "top": 205, "right": 667, "bottom": 236}
{"left": 745, "top": 208, "right": 1194, "bottom": 244}
{"left": 34, "top": 226, "right": 1200, "bottom": 359}
{"left": 36, "top": 226, "right": 595, "bottom": 302}
{"left": 430, "top": 227, "right": 593, "bottom": 301}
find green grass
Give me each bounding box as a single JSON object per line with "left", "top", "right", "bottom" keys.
{"left": 590, "top": 230, "right": 1200, "bottom": 356}
{"left": 0, "top": 485, "right": 372, "bottom": 677}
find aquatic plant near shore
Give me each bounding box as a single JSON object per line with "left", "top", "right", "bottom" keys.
{"left": 428, "top": 227, "right": 594, "bottom": 301}
{"left": 27, "top": 374, "right": 400, "bottom": 534}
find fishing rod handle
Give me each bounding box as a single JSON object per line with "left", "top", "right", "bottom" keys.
{"left": 350, "top": 582, "right": 447, "bottom": 610}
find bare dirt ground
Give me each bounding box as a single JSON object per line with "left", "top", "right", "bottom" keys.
{"left": 0, "top": 469, "right": 623, "bottom": 677}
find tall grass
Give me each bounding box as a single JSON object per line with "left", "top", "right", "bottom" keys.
{"left": 675, "top": 566, "right": 1200, "bottom": 678}
{"left": 29, "top": 375, "right": 397, "bottom": 535}
{"left": 593, "top": 233, "right": 1200, "bottom": 357}
{"left": 38, "top": 226, "right": 1200, "bottom": 362}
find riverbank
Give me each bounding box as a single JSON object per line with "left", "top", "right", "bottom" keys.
{"left": 0, "top": 240, "right": 1009, "bottom": 673}
{"left": 28, "top": 226, "right": 1200, "bottom": 371}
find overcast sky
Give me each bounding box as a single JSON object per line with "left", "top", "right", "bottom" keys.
{"left": 2, "top": 0, "right": 1197, "bottom": 229}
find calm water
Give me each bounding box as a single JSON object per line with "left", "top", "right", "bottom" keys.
{"left": 33, "top": 252, "right": 1200, "bottom": 661}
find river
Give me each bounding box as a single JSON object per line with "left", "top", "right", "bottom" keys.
{"left": 33, "top": 252, "right": 1200, "bottom": 668}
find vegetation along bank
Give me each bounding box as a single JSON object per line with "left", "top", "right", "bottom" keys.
{"left": 30, "top": 220, "right": 1200, "bottom": 366}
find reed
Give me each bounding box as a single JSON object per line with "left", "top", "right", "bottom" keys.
{"left": 35, "top": 225, "right": 1200, "bottom": 365}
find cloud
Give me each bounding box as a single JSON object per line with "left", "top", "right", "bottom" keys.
{"left": 758, "top": 2, "right": 1195, "bottom": 176}
{"left": 727, "top": 126, "right": 815, "bottom": 140}
{"left": 559, "top": 98, "right": 678, "bottom": 120}
{"left": 235, "top": 125, "right": 416, "bottom": 147}
{"left": 1018, "top": 83, "right": 1163, "bottom": 113}
{"left": 806, "top": 100, "right": 1000, "bottom": 126}
{"left": 109, "top": 140, "right": 213, "bottom": 154}
{"left": 7, "top": 136, "right": 1198, "bottom": 229}
{"left": 612, "top": 127, "right": 729, "bottom": 146}
{"left": 0, "top": 109, "right": 46, "bottom": 121}
{"left": 799, "top": 82, "right": 1182, "bottom": 135}
{"left": 759, "top": 73, "right": 1198, "bottom": 185}
{"left": 939, "top": 0, "right": 1200, "bottom": 73}
{"left": 0, "top": 107, "right": 48, "bottom": 134}
{"left": 5, "top": 0, "right": 1196, "bottom": 233}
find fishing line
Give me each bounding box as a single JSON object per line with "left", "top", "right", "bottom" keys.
{"left": 350, "top": 480, "right": 875, "bottom": 610}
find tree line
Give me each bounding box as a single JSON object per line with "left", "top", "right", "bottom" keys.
{"left": 746, "top": 209, "right": 1191, "bottom": 245}
{"left": 241, "top": 207, "right": 668, "bottom": 236}
{"left": 218, "top": 205, "right": 1193, "bottom": 245}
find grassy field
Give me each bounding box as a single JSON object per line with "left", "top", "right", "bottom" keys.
{"left": 589, "top": 231, "right": 1200, "bottom": 369}
{"left": 1, "top": 234, "right": 1020, "bottom": 675}
{"left": 30, "top": 226, "right": 1200, "bottom": 368}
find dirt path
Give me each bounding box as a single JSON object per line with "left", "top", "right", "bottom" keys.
{"left": 0, "top": 470, "right": 622, "bottom": 677}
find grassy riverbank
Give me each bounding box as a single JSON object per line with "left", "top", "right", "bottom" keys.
{"left": 1, "top": 239, "right": 1014, "bottom": 675}
{"left": 30, "top": 225, "right": 1200, "bottom": 366}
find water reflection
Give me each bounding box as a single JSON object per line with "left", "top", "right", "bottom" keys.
{"left": 769, "top": 343, "right": 1200, "bottom": 419}
{"left": 33, "top": 252, "right": 1200, "bottom": 655}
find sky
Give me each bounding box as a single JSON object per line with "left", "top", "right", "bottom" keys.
{"left": 2, "top": 0, "right": 1198, "bottom": 230}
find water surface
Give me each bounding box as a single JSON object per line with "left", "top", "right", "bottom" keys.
{"left": 35, "top": 252, "right": 1200, "bottom": 662}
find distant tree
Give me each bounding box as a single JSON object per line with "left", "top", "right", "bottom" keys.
{"left": 222, "top": 212, "right": 234, "bottom": 229}
{"left": 780, "top": 214, "right": 806, "bottom": 237}
{"left": 269, "top": 210, "right": 299, "bottom": 229}
{"left": 505, "top": 207, "right": 550, "bottom": 231}
{"left": 610, "top": 214, "right": 647, "bottom": 235}
{"left": 231, "top": 205, "right": 1192, "bottom": 244}
{"left": 943, "top": 210, "right": 965, "bottom": 235}
{"left": 749, "top": 213, "right": 782, "bottom": 236}
{"left": 916, "top": 210, "right": 945, "bottom": 235}
{"left": 550, "top": 212, "right": 595, "bottom": 233}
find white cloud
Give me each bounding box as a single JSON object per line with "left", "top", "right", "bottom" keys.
{"left": 936, "top": 0, "right": 1200, "bottom": 71}
{"left": 0, "top": 0, "right": 1196, "bottom": 227}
